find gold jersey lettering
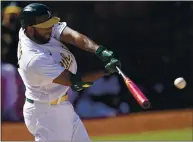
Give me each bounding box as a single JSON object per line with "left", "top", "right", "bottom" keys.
{"left": 59, "top": 53, "right": 72, "bottom": 69}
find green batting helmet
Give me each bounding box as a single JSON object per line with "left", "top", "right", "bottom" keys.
{"left": 20, "top": 3, "right": 60, "bottom": 28}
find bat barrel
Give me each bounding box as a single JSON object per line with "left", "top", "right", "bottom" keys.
{"left": 131, "top": 87, "right": 151, "bottom": 109}
{"left": 141, "top": 100, "right": 151, "bottom": 109}
{"left": 125, "top": 78, "right": 151, "bottom": 109}
{"left": 116, "top": 66, "right": 151, "bottom": 109}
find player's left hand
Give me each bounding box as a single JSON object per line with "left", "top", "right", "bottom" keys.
{"left": 105, "top": 58, "right": 121, "bottom": 74}
{"left": 96, "top": 45, "right": 114, "bottom": 63}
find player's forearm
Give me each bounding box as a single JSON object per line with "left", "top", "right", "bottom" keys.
{"left": 81, "top": 70, "right": 107, "bottom": 82}
{"left": 74, "top": 34, "right": 100, "bottom": 53}
{"left": 53, "top": 70, "right": 107, "bottom": 86}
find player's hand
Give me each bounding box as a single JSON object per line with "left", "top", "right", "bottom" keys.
{"left": 71, "top": 82, "right": 93, "bottom": 92}
{"left": 96, "top": 46, "right": 114, "bottom": 63}
{"left": 105, "top": 58, "right": 121, "bottom": 74}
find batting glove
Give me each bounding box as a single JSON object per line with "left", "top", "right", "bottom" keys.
{"left": 71, "top": 82, "right": 93, "bottom": 92}
{"left": 95, "top": 45, "right": 114, "bottom": 63}
{"left": 105, "top": 58, "right": 121, "bottom": 74}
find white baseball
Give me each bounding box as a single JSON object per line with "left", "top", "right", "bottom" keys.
{"left": 174, "top": 77, "right": 186, "bottom": 89}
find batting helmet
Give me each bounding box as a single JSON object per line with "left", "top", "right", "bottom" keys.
{"left": 20, "top": 3, "right": 60, "bottom": 28}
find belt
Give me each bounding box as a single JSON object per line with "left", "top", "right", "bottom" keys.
{"left": 26, "top": 94, "right": 68, "bottom": 105}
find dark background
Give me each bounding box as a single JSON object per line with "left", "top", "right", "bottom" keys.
{"left": 1, "top": 1, "right": 193, "bottom": 121}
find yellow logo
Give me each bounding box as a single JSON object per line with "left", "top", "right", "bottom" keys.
{"left": 82, "top": 84, "right": 92, "bottom": 88}
{"left": 59, "top": 53, "right": 72, "bottom": 70}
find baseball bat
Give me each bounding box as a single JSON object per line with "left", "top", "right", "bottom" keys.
{"left": 116, "top": 66, "right": 151, "bottom": 109}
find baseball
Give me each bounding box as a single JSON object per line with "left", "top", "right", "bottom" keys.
{"left": 174, "top": 77, "right": 186, "bottom": 89}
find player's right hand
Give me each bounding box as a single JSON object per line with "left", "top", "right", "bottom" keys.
{"left": 105, "top": 58, "right": 121, "bottom": 74}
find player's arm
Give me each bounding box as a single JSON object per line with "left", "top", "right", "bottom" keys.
{"left": 53, "top": 69, "right": 107, "bottom": 91}
{"left": 53, "top": 58, "right": 121, "bottom": 92}
{"left": 53, "top": 69, "right": 106, "bottom": 86}
{"left": 60, "top": 26, "right": 99, "bottom": 53}
{"left": 59, "top": 26, "right": 118, "bottom": 64}
{"left": 53, "top": 23, "right": 121, "bottom": 69}
{"left": 57, "top": 25, "right": 121, "bottom": 88}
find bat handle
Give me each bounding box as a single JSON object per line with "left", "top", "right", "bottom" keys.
{"left": 116, "top": 66, "right": 127, "bottom": 80}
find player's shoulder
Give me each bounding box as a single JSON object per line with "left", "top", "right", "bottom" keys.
{"left": 53, "top": 22, "right": 67, "bottom": 28}
{"left": 52, "top": 22, "right": 67, "bottom": 32}
{"left": 52, "top": 22, "right": 67, "bottom": 40}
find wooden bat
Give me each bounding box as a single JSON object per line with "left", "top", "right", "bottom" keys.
{"left": 116, "top": 66, "right": 151, "bottom": 109}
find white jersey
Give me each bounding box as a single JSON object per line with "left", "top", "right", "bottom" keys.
{"left": 17, "top": 22, "right": 77, "bottom": 102}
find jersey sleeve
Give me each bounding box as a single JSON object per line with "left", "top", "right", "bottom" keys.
{"left": 28, "top": 54, "right": 65, "bottom": 84}
{"left": 52, "top": 22, "right": 67, "bottom": 40}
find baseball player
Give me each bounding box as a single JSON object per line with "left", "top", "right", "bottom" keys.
{"left": 17, "top": 3, "right": 121, "bottom": 141}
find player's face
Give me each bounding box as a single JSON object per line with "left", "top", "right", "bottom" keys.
{"left": 33, "top": 27, "right": 52, "bottom": 44}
